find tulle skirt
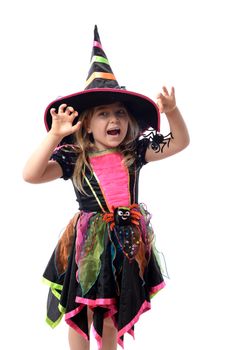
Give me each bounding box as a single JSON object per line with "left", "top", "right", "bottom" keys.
{"left": 43, "top": 204, "right": 165, "bottom": 348}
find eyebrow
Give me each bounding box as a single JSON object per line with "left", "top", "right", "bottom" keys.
{"left": 94, "top": 106, "right": 108, "bottom": 112}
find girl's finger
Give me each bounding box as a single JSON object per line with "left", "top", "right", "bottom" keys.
{"left": 156, "top": 94, "right": 166, "bottom": 104}
{"left": 162, "top": 86, "right": 169, "bottom": 96}
{"left": 71, "top": 110, "right": 79, "bottom": 120}
{"left": 171, "top": 86, "right": 175, "bottom": 96}
{"left": 156, "top": 93, "right": 162, "bottom": 99}
{"left": 66, "top": 106, "right": 74, "bottom": 114}
{"left": 156, "top": 100, "right": 164, "bottom": 112}
{"left": 71, "top": 120, "right": 82, "bottom": 133}
{"left": 50, "top": 108, "right": 57, "bottom": 117}
{"left": 58, "top": 104, "right": 67, "bottom": 113}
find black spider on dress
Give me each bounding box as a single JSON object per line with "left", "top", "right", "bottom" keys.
{"left": 114, "top": 207, "right": 131, "bottom": 226}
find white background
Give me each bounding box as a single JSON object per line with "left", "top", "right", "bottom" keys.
{"left": 1, "top": 0, "right": 234, "bottom": 349}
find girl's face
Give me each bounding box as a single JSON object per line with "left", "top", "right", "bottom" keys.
{"left": 87, "top": 102, "right": 130, "bottom": 151}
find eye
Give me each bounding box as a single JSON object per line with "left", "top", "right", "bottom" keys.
{"left": 125, "top": 211, "right": 130, "bottom": 216}
{"left": 116, "top": 109, "right": 127, "bottom": 117}
{"left": 118, "top": 210, "right": 123, "bottom": 216}
{"left": 99, "top": 111, "right": 108, "bottom": 117}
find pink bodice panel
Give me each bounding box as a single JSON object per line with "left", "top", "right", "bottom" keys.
{"left": 89, "top": 151, "right": 130, "bottom": 211}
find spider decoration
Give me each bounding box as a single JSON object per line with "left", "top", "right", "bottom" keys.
{"left": 103, "top": 204, "right": 142, "bottom": 230}
{"left": 143, "top": 130, "right": 173, "bottom": 153}
{"left": 114, "top": 207, "right": 131, "bottom": 226}
{"left": 103, "top": 204, "right": 143, "bottom": 260}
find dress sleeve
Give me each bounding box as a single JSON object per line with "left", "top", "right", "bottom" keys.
{"left": 135, "top": 131, "right": 173, "bottom": 168}
{"left": 50, "top": 145, "right": 78, "bottom": 180}
{"left": 135, "top": 138, "right": 151, "bottom": 168}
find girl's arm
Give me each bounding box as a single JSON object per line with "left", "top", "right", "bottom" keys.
{"left": 23, "top": 104, "right": 80, "bottom": 184}
{"left": 23, "top": 132, "right": 64, "bottom": 183}
{"left": 145, "top": 86, "right": 190, "bottom": 162}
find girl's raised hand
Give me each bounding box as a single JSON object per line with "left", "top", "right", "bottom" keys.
{"left": 50, "top": 104, "right": 81, "bottom": 138}
{"left": 156, "top": 86, "right": 177, "bottom": 114}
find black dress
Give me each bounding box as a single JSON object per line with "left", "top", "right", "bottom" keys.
{"left": 43, "top": 141, "right": 165, "bottom": 348}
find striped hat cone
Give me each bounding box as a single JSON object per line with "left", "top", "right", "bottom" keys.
{"left": 85, "top": 25, "right": 121, "bottom": 90}
{"left": 44, "top": 25, "right": 160, "bottom": 144}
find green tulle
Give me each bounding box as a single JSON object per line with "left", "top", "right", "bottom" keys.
{"left": 77, "top": 214, "right": 106, "bottom": 296}
{"left": 76, "top": 204, "right": 167, "bottom": 296}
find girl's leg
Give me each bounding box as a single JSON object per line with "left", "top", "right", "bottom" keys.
{"left": 68, "top": 327, "right": 90, "bottom": 350}
{"left": 101, "top": 317, "right": 118, "bottom": 350}
{"left": 68, "top": 312, "right": 118, "bottom": 350}
{"left": 68, "top": 308, "right": 93, "bottom": 350}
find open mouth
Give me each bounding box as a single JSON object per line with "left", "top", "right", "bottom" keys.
{"left": 107, "top": 128, "right": 120, "bottom": 136}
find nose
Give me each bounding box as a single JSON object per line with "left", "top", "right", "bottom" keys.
{"left": 109, "top": 112, "right": 119, "bottom": 122}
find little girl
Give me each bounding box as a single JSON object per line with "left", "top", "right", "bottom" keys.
{"left": 23, "top": 26, "right": 189, "bottom": 350}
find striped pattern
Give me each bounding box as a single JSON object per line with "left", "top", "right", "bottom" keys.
{"left": 85, "top": 72, "right": 116, "bottom": 88}
{"left": 93, "top": 40, "right": 103, "bottom": 49}
{"left": 85, "top": 25, "right": 120, "bottom": 90}
{"left": 90, "top": 55, "right": 109, "bottom": 65}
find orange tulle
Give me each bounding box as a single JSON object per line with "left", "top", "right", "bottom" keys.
{"left": 56, "top": 212, "right": 80, "bottom": 274}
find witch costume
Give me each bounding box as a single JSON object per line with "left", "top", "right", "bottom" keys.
{"left": 43, "top": 26, "right": 167, "bottom": 349}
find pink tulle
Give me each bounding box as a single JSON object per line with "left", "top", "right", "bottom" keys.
{"left": 75, "top": 212, "right": 94, "bottom": 281}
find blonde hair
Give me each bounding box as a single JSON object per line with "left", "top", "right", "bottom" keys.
{"left": 72, "top": 105, "right": 140, "bottom": 193}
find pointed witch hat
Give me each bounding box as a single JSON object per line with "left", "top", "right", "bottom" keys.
{"left": 44, "top": 25, "right": 160, "bottom": 143}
